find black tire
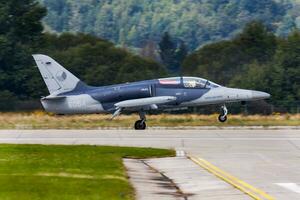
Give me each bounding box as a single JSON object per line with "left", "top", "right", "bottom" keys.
{"left": 134, "top": 120, "right": 146, "bottom": 130}
{"left": 218, "top": 115, "right": 227, "bottom": 123}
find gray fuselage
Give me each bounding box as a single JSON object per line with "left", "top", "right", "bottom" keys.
{"left": 41, "top": 77, "right": 270, "bottom": 114}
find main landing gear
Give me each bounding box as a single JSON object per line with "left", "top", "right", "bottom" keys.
{"left": 134, "top": 112, "right": 147, "bottom": 130}
{"left": 218, "top": 105, "right": 228, "bottom": 123}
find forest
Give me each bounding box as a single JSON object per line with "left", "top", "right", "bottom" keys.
{"left": 39, "top": 0, "right": 300, "bottom": 50}
{"left": 0, "top": 0, "right": 299, "bottom": 113}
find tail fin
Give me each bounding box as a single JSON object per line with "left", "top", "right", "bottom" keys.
{"left": 33, "top": 54, "right": 87, "bottom": 95}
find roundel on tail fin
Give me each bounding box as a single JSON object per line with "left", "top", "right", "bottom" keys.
{"left": 56, "top": 71, "right": 67, "bottom": 82}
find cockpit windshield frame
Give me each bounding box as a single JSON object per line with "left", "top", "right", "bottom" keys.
{"left": 182, "top": 77, "right": 220, "bottom": 89}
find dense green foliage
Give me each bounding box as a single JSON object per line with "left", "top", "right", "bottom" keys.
{"left": 183, "top": 21, "right": 300, "bottom": 111}
{"left": 0, "top": 0, "right": 47, "bottom": 108}
{"left": 0, "top": 144, "right": 174, "bottom": 199}
{"left": 234, "top": 31, "right": 300, "bottom": 110}
{"left": 39, "top": 0, "right": 299, "bottom": 50}
{"left": 158, "top": 32, "right": 187, "bottom": 73}
{"left": 183, "top": 22, "right": 277, "bottom": 85}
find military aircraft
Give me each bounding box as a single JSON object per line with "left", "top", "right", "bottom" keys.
{"left": 33, "top": 54, "right": 270, "bottom": 130}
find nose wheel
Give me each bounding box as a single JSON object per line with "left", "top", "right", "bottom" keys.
{"left": 218, "top": 105, "right": 228, "bottom": 123}
{"left": 218, "top": 115, "right": 227, "bottom": 122}
{"left": 134, "top": 111, "right": 147, "bottom": 130}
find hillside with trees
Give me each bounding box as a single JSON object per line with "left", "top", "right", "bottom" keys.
{"left": 39, "top": 0, "right": 299, "bottom": 50}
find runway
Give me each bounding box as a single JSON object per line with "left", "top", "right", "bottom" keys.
{"left": 1, "top": 129, "right": 300, "bottom": 199}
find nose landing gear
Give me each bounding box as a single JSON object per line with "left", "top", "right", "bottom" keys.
{"left": 134, "top": 111, "right": 147, "bottom": 130}
{"left": 218, "top": 105, "right": 228, "bottom": 123}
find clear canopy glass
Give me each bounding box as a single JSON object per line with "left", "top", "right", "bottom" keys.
{"left": 183, "top": 77, "right": 220, "bottom": 88}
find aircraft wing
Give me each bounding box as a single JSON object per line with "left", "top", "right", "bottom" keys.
{"left": 115, "top": 96, "right": 177, "bottom": 108}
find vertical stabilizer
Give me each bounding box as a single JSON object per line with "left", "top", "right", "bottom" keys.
{"left": 33, "top": 54, "right": 85, "bottom": 95}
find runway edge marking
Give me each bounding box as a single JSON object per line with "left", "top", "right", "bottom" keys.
{"left": 188, "top": 155, "right": 275, "bottom": 200}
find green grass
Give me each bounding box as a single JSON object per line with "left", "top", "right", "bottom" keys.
{"left": 0, "top": 144, "right": 175, "bottom": 200}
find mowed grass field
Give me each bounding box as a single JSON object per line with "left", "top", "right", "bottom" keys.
{"left": 0, "top": 144, "right": 175, "bottom": 200}
{"left": 0, "top": 112, "right": 299, "bottom": 129}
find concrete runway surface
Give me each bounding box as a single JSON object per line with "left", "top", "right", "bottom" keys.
{"left": 1, "top": 129, "right": 300, "bottom": 199}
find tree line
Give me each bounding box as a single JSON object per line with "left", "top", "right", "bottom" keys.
{"left": 40, "top": 0, "right": 293, "bottom": 50}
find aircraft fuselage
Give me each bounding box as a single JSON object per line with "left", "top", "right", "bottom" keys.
{"left": 41, "top": 77, "right": 269, "bottom": 114}
{"left": 33, "top": 54, "right": 270, "bottom": 129}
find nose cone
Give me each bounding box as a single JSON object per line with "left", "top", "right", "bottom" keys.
{"left": 251, "top": 91, "right": 271, "bottom": 100}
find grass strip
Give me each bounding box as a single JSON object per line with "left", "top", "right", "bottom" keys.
{"left": 0, "top": 144, "right": 175, "bottom": 200}
{"left": 0, "top": 112, "right": 299, "bottom": 129}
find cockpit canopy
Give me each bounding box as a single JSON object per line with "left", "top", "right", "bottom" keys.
{"left": 158, "top": 77, "right": 220, "bottom": 89}
{"left": 183, "top": 77, "right": 220, "bottom": 89}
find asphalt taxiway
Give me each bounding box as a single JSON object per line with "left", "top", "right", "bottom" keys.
{"left": 0, "top": 129, "right": 300, "bottom": 199}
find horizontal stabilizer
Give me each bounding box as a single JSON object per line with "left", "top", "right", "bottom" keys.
{"left": 41, "top": 95, "right": 66, "bottom": 100}
{"left": 115, "top": 96, "right": 176, "bottom": 108}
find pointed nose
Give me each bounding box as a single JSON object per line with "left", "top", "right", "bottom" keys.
{"left": 251, "top": 91, "right": 271, "bottom": 100}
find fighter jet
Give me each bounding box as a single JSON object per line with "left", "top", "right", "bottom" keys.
{"left": 33, "top": 54, "right": 270, "bottom": 130}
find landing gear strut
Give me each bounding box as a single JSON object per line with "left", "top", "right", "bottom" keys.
{"left": 218, "top": 105, "right": 228, "bottom": 123}
{"left": 134, "top": 111, "right": 147, "bottom": 130}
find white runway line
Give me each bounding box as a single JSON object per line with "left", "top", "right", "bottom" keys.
{"left": 275, "top": 183, "right": 300, "bottom": 194}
